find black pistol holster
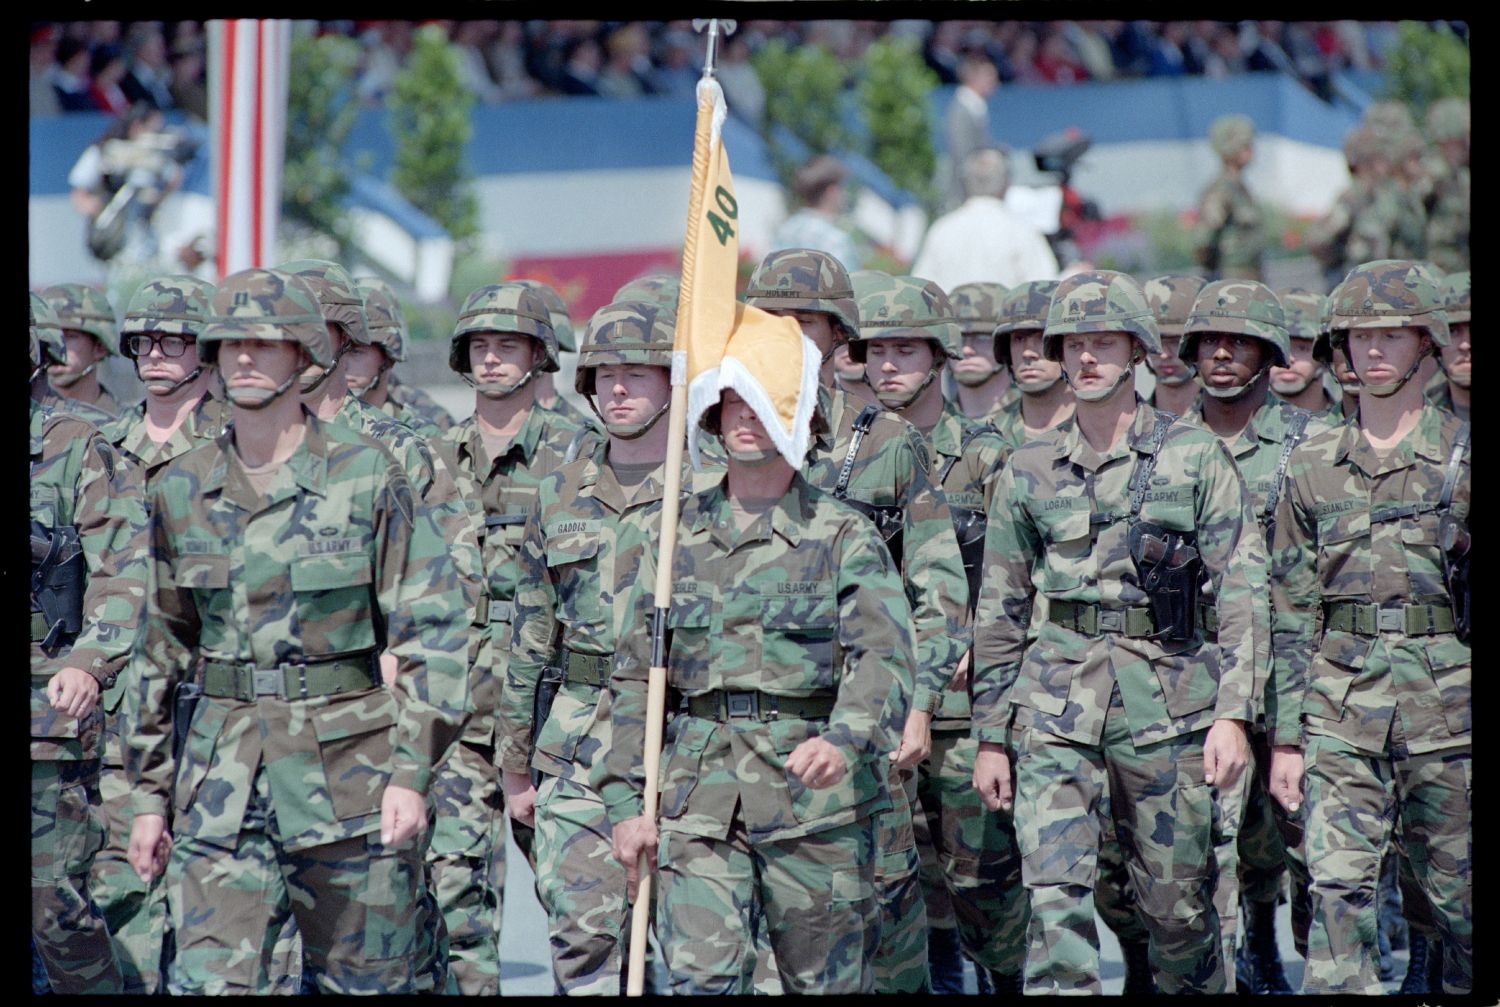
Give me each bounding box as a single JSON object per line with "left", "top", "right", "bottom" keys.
{"left": 172, "top": 680, "right": 203, "bottom": 761}
{"left": 1438, "top": 422, "right": 1471, "bottom": 643}
{"left": 952, "top": 507, "right": 987, "bottom": 609}
{"left": 1128, "top": 522, "right": 1204, "bottom": 643}
{"left": 30, "top": 519, "right": 86, "bottom": 656}
{"left": 529, "top": 663, "right": 565, "bottom": 788}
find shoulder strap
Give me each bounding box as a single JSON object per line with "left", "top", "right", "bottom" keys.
{"left": 1439, "top": 421, "right": 1471, "bottom": 512}
{"left": 562, "top": 425, "right": 592, "bottom": 466}
{"left": 1128, "top": 410, "right": 1175, "bottom": 520}
{"left": 834, "top": 404, "right": 880, "bottom": 500}
{"left": 1262, "top": 409, "right": 1311, "bottom": 529}
{"left": 938, "top": 421, "right": 997, "bottom": 486}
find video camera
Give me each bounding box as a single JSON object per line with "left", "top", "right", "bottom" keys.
{"left": 88, "top": 128, "right": 201, "bottom": 263}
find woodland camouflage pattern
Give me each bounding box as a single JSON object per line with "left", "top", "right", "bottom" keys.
{"left": 118, "top": 274, "right": 215, "bottom": 346}
{"left": 597, "top": 474, "right": 916, "bottom": 993}
{"left": 1181, "top": 280, "right": 1291, "bottom": 368}
{"left": 948, "top": 281, "right": 1009, "bottom": 335}
{"left": 450, "top": 283, "right": 560, "bottom": 374}
{"left": 1143, "top": 274, "right": 1209, "bottom": 337}
{"left": 1327, "top": 258, "right": 1450, "bottom": 348}
{"left": 1042, "top": 269, "right": 1163, "bottom": 358}
{"left": 514, "top": 278, "right": 577, "bottom": 353}
{"left": 282, "top": 258, "right": 370, "bottom": 344}
{"left": 43, "top": 281, "right": 119, "bottom": 353}
{"left": 745, "top": 248, "right": 861, "bottom": 342}
{"left": 849, "top": 274, "right": 964, "bottom": 362}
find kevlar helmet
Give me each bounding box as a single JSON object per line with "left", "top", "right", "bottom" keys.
{"left": 992, "top": 280, "right": 1059, "bottom": 368}
{"left": 744, "top": 248, "right": 860, "bottom": 344}
{"left": 30, "top": 292, "right": 66, "bottom": 370}
{"left": 1209, "top": 114, "right": 1255, "bottom": 159}
{"left": 1041, "top": 269, "right": 1161, "bottom": 361}
{"left": 1275, "top": 287, "right": 1331, "bottom": 341}
{"left": 513, "top": 278, "right": 577, "bottom": 352}
{"left": 1361, "top": 100, "right": 1416, "bottom": 139}
{"left": 612, "top": 272, "right": 681, "bottom": 313}
{"left": 449, "top": 283, "right": 558, "bottom": 375}
{"left": 1180, "top": 280, "right": 1291, "bottom": 369}
{"left": 1327, "top": 259, "right": 1450, "bottom": 352}
{"left": 1425, "top": 96, "right": 1471, "bottom": 144}
{"left": 41, "top": 283, "right": 118, "bottom": 356}
{"left": 948, "top": 281, "right": 1009, "bottom": 337}
{"left": 357, "top": 281, "right": 407, "bottom": 363}
{"left": 848, "top": 275, "right": 964, "bottom": 364}
{"left": 1142, "top": 274, "right": 1209, "bottom": 338}
{"left": 1441, "top": 270, "right": 1470, "bottom": 325}
{"left": 574, "top": 299, "right": 675, "bottom": 396}
{"left": 198, "top": 268, "right": 333, "bottom": 368}
{"left": 119, "top": 275, "right": 214, "bottom": 356}
{"left": 279, "top": 259, "right": 370, "bottom": 346}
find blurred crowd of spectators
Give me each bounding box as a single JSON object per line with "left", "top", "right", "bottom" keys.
{"left": 35, "top": 19, "right": 1447, "bottom": 125}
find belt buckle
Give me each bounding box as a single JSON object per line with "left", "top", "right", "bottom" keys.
{"left": 1095, "top": 608, "right": 1124, "bottom": 634}
{"left": 1377, "top": 608, "right": 1404, "bottom": 633}
{"left": 725, "top": 692, "right": 758, "bottom": 720}
{"left": 252, "top": 667, "right": 283, "bottom": 699}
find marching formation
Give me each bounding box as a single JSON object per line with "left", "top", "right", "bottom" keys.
{"left": 30, "top": 93, "right": 1470, "bottom": 998}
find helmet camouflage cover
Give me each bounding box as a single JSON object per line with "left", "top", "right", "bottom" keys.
{"left": 513, "top": 278, "right": 576, "bottom": 352}
{"left": 1181, "top": 280, "right": 1291, "bottom": 368}
{"left": 280, "top": 258, "right": 370, "bottom": 346}
{"left": 612, "top": 272, "right": 681, "bottom": 314}
{"left": 42, "top": 283, "right": 118, "bottom": 356}
{"left": 199, "top": 268, "right": 333, "bottom": 368}
{"left": 744, "top": 248, "right": 860, "bottom": 344}
{"left": 1440, "top": 270, "right": 1470, "bottom": 325}
{"left": 357, "top": 281, "right": 407, "bottom": 363}
{"left": 948, "top": 281, "right": 1009, "bottom": 336}
{"left": 1142, "top": 274, "right": 1209, "bottom": 337}
{"left": 992, "top": 280, "right": 1059, "bottom": 367}
{"left": 1328, "top": 259, "right": 1450, "bottom": 350}
{"left": 1210, "top": 114, "right": 1255, "bottom": 158}
{"left": 30, "top": 291, "right": 66, "bottom": 369}
{"left": 849, "top": 274, "right": 964, "bottom": 364}
{"left": 119, "top": 274, "right": 215, "bottom": 356}
{"left": 1042, "top": 269, "right": 1162, "bottom": 360}
{"left": 574, "top": 299, "right": 676, "bottom": 396}
{"left": 450, "top": 282, "right": 558, "bottom": 375}
{"left": 1274, "top": 286, "right": 1331, "bottom": 341}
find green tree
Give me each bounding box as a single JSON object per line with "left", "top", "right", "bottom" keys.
{"left": 1383, "top": 21, "right": 1469, "bottom": 113}
{"left": 389, "top": 24, "right": 478, "bottom": 246}
{"left": 857, "top": 35, "right": 940, "bottom": 215}
{"left": 750, "top": 39, "right": 852, "bottom": 193}
{"left": 283, "top": 30, "right": 361, "bottom": 257}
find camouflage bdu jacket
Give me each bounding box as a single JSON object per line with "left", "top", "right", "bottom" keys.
{"left": 1266, "top": 404, "right": 1470, "bottom": 753}
{"left": 31, "top": 402, "right": 148, "bottom": 761}
{"left": 440, "top": 405, "right": 583, "bottom": 745}
{"left": 971, "top": 401, "right": 1263, "bottom": 747}
{"left": 925, "top": 401, "right": 1008, "bottom": 729}
{"left": 499, "top": 456, "right": 705, "bottom": 783}
{"left": 596, "top": 475, "right": 918, "bottom": 842}
{"left": 126, "top": 414, "right": 470, "bottom": 850}
{"left": 805, "top": 384, "right": 970, "bottom": 714}
{"left": 1193, "top": 172, "right": 1266, "bottom": 279}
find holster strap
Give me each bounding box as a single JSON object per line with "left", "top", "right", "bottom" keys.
{"left": 1048, "top": 600, "right": 1156, "bottom": 638}
{"left": 687, "top": 690, "right": 836, "bottom": 723}
{"left": 1324, "top": 602, "right": 1455, "bottom": 637}
{"left": 563, "top": 650, "right": 612, "bottom": 687}
{"left": 1198, "top": 603, "right": 1219, "bottom": 638}
{"left": 30, "top": 610, "right": 50, "bottom": 642}
{"left": 201, "top": 654, "right": 377, "bottom": 701}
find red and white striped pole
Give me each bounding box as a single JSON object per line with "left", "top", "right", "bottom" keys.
{"left": 207, "top": 19, "right": 291, "bottom": 279}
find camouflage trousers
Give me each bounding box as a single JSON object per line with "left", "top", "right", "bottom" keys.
{"left": 533, "top": 772, "right": 649, "bottom": 995}
{"left": 1209, "top": 735, "right": 1249, "bottom": 990}
{"left": 31, "top": 758, "right": 123, "bottom": 995}
{"left": 1301, "top": 734, "right": 1471, "bottom": 995}
{"left": 918, "top": 728, "right": 1028, "bottom": 974}
{"left": 426, "top": 738, "right": 504, "bottom": 995}
{"left": 873, "top": 760, "right": 930, "bottom": 992}
{"left": 1094, "top": 828, "right": 1151, "bottom": 946}
{"left": 169, "top": 760, "right": 433, "bottom": 994}
{"left": 1011, "top": 689, "right": 1224, "bottom": 995}
{"left": 657, "top": 814, "right": 879, "bottom": 994}
{"left": 1237, "top": 725, "right": 1311, "bottom": 955}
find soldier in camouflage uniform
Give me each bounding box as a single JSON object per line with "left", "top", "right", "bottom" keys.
{"left": 971, "top": 269, "right": 1265, "bottom": 994}
{"left": 990, "top": 280, "right": 1074, "bottom": 453}
{"left": 88, "top": 275, "right": 227, "bottom": 994}
{"left": 946, "top": 280, "right": 1015, "bottom": 423}
{"left": 514, "top": 277, "right": 597, "bottom": 430}
{"left": 30, "top": 291, "right": 144, "bottom": 995}
{"left": 1271, "top": 287, "right": 1342, "bottom": 419}
{"left": 1307, "top": 127, "right": 1400, "bottom": 293}
{"left": 748, "top": 250, "right": 970, "bottom": 994}
{"left": 1387, "top": 128, "right": 1430, "bottom": 262}
{"left": 1266, "top": 259, "right": 1471, "bottom": 996}
{"left": 437, "top": 283, "right": 587, "bottom": 987}
{"left": 1180, "top": 279, "right": 1331, "bottom": 993}
{"left": 40, "top": 282, "right": 131, "bottom": 419}
{"left": 1423, "top": 98, "right": 1469, "bottom": 275}
{"left": 1141, "top": 274, "right": 1207, "bottom": 418}
{"left": 499, "top": 299, "right": 687, "bottom": 993}
{"left": 604, "top": 383, "right": 919, "bottom": 994}
{"left": 852, "top": 275, "right": 1027, "bottom": 992}
{"left": 344, "top": 280, "right": 444, "bottom": 440}
{"left": 387, "top": 375, "right": 457, "bottom": 434}
{"left": 1192, "top": 115, "right": 1267, "bottom": 282}
{"left": 1427, "top": 271, "right": 1470, "bottom": 421}
{"left": 124, "top": 267, "right": 470, "bottom": 994}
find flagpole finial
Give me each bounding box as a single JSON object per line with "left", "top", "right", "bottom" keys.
{"left": 691, "top": 19, "right": 737, "bottom": 78}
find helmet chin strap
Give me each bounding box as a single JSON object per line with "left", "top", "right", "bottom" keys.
{"left": 354, "top": 360, "right": 394, "bottom": 402}
{"left": 591, "top": 397, "right": 671, "bottom": 441}
{"left": 1014, "top": 371, "right": 1063, "bottom": 396}
{"left": 1065, "top": 360, "right": 1136, "bottom": 404}
{"left": 1153, "top": 364, "right": 1198, "bottom": 388}
{"left": 141, "top": 365, "right": 204, "bottom": 398}
{"left": 725, "top": 446, "right": 784, "bottom": 465}
{"left": 953, "top": 360, "right": 1002, "bottom": 386}
{"left": 1436, "top": 354, "right": 1470, "bottom": 389}
{"left": 299, "top": 338, "right": 352, "bottom": 395}
{"left": 473, "top": 365, "right": 540, "bottom": 401}
{"left": 1200, "top": 363, "right": 1272, "bottom": 402}
{"left": 1270, "top": 364, "right": 1319, "bottom": 396}
{"left": 1358, "top": 346, "right": 1430, "bottom": 398}
{"left": 875, "top": 367, "right": 940, "bottom": 413}
{"left": 48, "top": 359, "right": 98, "bottom": 388}
{"left": 227, "top": 367, "right": 303, "bottom": 410}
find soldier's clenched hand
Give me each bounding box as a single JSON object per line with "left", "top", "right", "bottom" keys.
{"left": 1268, "top": 745, "right": 1304, "bottom": 814}
{"left": 786, "top": 736, "right": 848, "bottom": 789}
{"left": 500, "top": 770, "right": 537, "bottom": 827}
{"left": 380, "top": 785, "right": 426, "bottom": 846}
{"left": 612, "top": 815, "right": 659, "bottom": 900}
{"left": 46, "top": 667, "right": 100, "bottom": 719}
{"left": 1203, "top": 718, "right": 1250, "bottom": 789}
{"left": 973, "top": 742, "right": 1013, "bottom": 811}
{"left": 891, "top": 709, "right": 932, "bottom": 769}
{"left": 128, "top": 813, "right": 172, "bottom": 883}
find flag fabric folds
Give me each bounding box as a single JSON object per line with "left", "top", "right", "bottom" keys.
{"left": 676, "top": 78, "right": 819, "bottom": 470}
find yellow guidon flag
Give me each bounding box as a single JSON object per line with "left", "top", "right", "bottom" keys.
{"left": 675, "top": 77, "right": 819, "bottom": 470}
